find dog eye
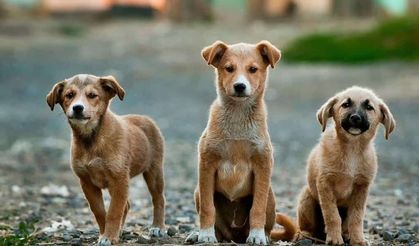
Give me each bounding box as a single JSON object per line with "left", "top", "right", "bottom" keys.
{"left": 225, "top": 66, "right": 235, "bottom": 73}
{"left": 249, "top": 66, "right": 258, "bottom": 73}
{"left": 65, "top": 92, "right": 74, "bottom": 99}
{"left": 342, "top": 102, "right": 351, "bottom": 108}
{"left": 366, "top": 105, "right": 374, "bottom": 111}
{"left": 87, "top": 93, "right": 98, "bottom": 99}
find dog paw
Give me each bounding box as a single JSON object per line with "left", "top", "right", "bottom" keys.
{"left": 246, "top": 228, "right": 268, "bottom": 245}
{"left": 326, "top": 233, "right": 344, "bottom": 245}
{"left": 351, "top": 239, "right": 368, "bottom": 246}
{"left": 184, "top": 231, "right": 199, "bottom": 244}
{"left": 149, "top": 227, "right": 166, "bottom": 237}
{"left": 97, "top": 236, "right": 112, "bottom": 246}
{"left": 197, "top": 227, "right": 217, "bottom": 243}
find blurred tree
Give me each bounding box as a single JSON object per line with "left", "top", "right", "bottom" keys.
{"left": 247, "top": 0, "right": 296, "bottom": 21}
{"left": 333, "top": 0, "right": 374, "bottom": 17}
{"left": 164, "top": 0, "right": 212, "bottom": 22}
{"left": 0, "top": 0, "right": 5, "bottom": 17}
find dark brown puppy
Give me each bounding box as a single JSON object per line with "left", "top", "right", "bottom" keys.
{"left": 47, "top": 74, "right": 166, "bottom": 245}
{"left": 194, "top": 41, "right": 281, "bottom": 245}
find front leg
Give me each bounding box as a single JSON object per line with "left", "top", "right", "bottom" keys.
{"left": 80, "top": 179, "right": 107, "bottom": 235}
{"left": 347, "top": 184, "right": 369, "bottom": 246}
{"left": 98, "top": 177, "right": 129, "bottom": 246}
{"left": 317, "top": 177, "right": 344, "bottom": 245}
{"left": 247, "top": 152, "right": 272, "bottom": 245}
{"left": 197, "top": 153, "right": 219, "bottom": 243}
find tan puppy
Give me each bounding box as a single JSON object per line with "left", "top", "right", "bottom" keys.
{"left": 46, "top": 74, "right": 166, "bottom": 245}
{"left": 193, "top": 40, "right": 281, "bottom": 245}
{"left": 273, "top": 86, "right": 396, "bottom": 245}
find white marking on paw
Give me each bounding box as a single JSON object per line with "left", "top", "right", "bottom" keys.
{"left": 246, "top": 228, "right": 268, "bottom": 245}
{"left": 149, "top": 227, "right": 166, "bottom": 237}
{"left": 97, "top": 236, "right": 112, "bottom": 246}
{"left": 198, "top": 226, "right": 217, "bottom": 243}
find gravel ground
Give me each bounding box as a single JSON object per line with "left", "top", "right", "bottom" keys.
{"left": 0, "top": 19, "right": 418, "bottom": 245}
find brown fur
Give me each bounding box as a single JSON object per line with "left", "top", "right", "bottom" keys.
{"left": 46, "top": 74, "right": 166, "bottom": 245}
{"left": 195, "top": 41, "right": 282, "bottom": 245}
{"left": 275, "top": 87, "right": 396, "bottom": 245}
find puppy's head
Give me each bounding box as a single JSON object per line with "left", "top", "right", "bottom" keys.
{"left": 317, "top": 86, "right": 396, "bottom": 140}
{"left": 46, "top": 74, "right": 125, "bottom": 129}
{"left": 201, "top": 40, "right": 281, "bottom": 101}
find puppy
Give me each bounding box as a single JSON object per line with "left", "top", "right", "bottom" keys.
{"left": 272, "top": 86, "right": 395, "bottom": 245}
{"left": 193, "top": 40, "right": 282, "bottom": 245}
{"left": 46, "top": 74, "right": 166, "bottom": 245}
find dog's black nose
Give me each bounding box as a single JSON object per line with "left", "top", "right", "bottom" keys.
{"left": 349, "top": 114, "right": 361, "bottom": 124}
{"left": 234, "top": 83, "right": 246, "bottom": 93}
{"left": 73, "top": 105, "right": 84, "bottom": 114}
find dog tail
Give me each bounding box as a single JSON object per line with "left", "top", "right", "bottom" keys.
{"left": 270, "top": 213, "right": 298, "bottom": 241}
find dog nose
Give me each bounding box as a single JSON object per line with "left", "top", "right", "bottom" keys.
{"left": 73, "top": 105, "right": 84, "bottom": 114}
{"left": 349, "top": 114, "right": 361, "bottom": 124}
{"left": 234, "top": 83, "right": 246, "bottom": 93}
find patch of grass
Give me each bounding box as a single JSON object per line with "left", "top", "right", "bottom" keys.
{"left": 0, "top": 220, "right": 40, "bottom": 246}
{"left": 284, "top": 16, "right": 419, "bottom": 63}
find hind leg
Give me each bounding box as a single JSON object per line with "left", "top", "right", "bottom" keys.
{"left": 297, "top": 186, "right": 320, "bottom": 240}
{"left": 143, "top": 164, "right": 166, "bottom": 237}
{"left": 265, "top": 187, "right": 276, "bottom": 234}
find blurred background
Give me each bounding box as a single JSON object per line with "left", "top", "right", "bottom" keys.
{"left": 0, "top": 0, "right": 418, "bottom": 245}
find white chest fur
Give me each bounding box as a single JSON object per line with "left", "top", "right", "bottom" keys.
{"left": 216, "top": 160, "right": 253, "bottom": 201}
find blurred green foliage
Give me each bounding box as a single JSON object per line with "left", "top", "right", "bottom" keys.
{"left": 284, "top": 16, "right": 419, "bottom": 63}
{"left": 55, "top": 23, "right": 85, "bottom": 37}
{"left": 0, "top": 220, "right": 39, "bottom": 246}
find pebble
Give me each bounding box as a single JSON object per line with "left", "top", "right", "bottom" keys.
{"left": 369, "top": 224, "right": 383, "bottom": 235}
{"left": 136, "top": 235, "right": 156, "bottom": 244}
{"left": 62, "top": 232, "right": 72, "bottom": 241}
{"left": 382, "top": 230, "right": 394, "bottom": 241}
{"left": 70, "top": 238, "right": 83, "bottom": 246}
{"left": 295, "top": 238, "right": 313, "bottom": 246}
{"left": 167, "top": 226, "right": 178, "bottom": 237}
{"left": 396, "top": 234, "right": 412, "bottom": 243}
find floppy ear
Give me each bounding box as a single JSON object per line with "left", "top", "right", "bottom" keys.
{"left": 256, "top": 40, "right": 281, "bottom": 68}
{"left": 46, "top": 81, "right": 65, "bottom": 111}
{"left": 100, "top": 75, "right": 125, "bottom": 100}
{"left": 317, "top": 96, "right": 338, "bottom": 132}
{"left": 379, "top": 102, "right": 396, "bottom": 140}
{"left": 201, "top": 41, "right": 228, "bottom": 67}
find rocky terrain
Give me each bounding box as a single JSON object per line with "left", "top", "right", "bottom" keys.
{"left": 0, "top": 19, "right": 418, "bottom": 245}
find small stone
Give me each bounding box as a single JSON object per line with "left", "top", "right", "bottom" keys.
{"left": 396, "top": 234, "right": 412, "bottom": 243}
{"left": 136, "top": 235, "right": 156, "bottom": 244}
{"left": 295, "top": 238, "right": 313, "bottom": 246}
{"left": 122, "top": 233, "right": 136, "bottom": 240}
{"left": 184, "top": 231, "right": 198, "bottom": 244}
{"left": 167, "top": 226, "right": 177, "bottom": 237}
{"left": 178, "top": 224, "right": 193, "bottom": 233}
{"left": 70, "top": 238, "right": 82, "bottom": 246}
{"left": 369, "top": 224, "right": 383, "bottom": 235}
{"left": 63, "top": 233, "right": 72, "bottom": 241}
{"left": 382, "top": 230, "right": 394, "bottom": 241}
{"left": 413, "top": 224, "right": 419, "bottom": 233}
